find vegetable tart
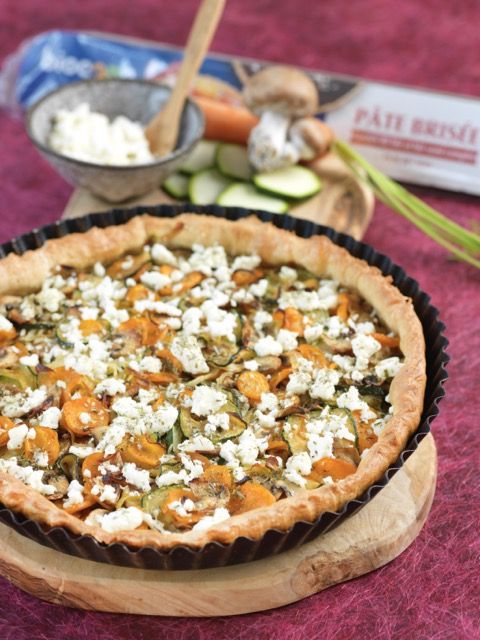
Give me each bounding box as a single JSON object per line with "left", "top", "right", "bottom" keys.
{"left": 0, "top": 214, "right": 425, "bottom": 550}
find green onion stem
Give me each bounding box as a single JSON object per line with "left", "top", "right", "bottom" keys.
{"left": 333, "top": 140, "right": 480, "bottom": 268}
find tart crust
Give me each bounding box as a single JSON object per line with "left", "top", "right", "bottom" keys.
{"left": 0, "top": 214, "right": 426, "bottom": 550}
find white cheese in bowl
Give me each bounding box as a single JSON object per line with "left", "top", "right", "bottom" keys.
{"left": 48, "top": 103, "right": 154, "bottom": 166}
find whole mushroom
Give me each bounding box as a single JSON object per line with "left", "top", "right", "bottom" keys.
{"left": 243, "top": 65, "right": 319, "bottom": 172}
{"left": 288, "top": 117, "right": 334, "bottom": 161}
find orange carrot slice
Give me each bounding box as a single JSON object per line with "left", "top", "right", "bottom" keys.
{"left": 236, "top": 370, "right": 270, "bottom": 402}
{"left": 0, "top": 416, "right": 16, "bottom": 447}
{"left": 370, "top": 332, "right": 400, "bottom": 349}
{"left": 283, "top": 307, "right": 304, "bottom": 336}
{"left": 24, "top": 426, "right": 60, "bottom": 465}
{"left": 121, "top": 435, "right": 165, "bottom": 469}
{"left": 229, "top": 482, "right": 276, "bottom": 515}
{"left": 61, "top": 397, "right": 110, "bottom": 437}
{"left": 195, "top": 95, "right": 259, "bottom": 144}
{"left": 310, "top": 457, "right": 357, "bottom": 482}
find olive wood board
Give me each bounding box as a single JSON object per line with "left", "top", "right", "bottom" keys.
{"left": 61, "top": 151, "right": 375, "bottom": 241}
{"left": 0, "top": 433, "right": 436, "bottom": 616}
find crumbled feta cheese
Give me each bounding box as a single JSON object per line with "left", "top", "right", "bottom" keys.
{"left": 254, "top": 336, "right": 283, "bottom": 357}
{"left": 310, "top": 369, "right": 341, "bottom": 401}
{"left": 63, "top": 479, "right": 84, "bottom": 508}
{"left": 0, "top": 457, "right": 56, "bottom": 495}
{"left": 201, "top": 300, "right": 237, "bottom": 342}
{"left": 307, "top": 431, "right": 334, "bottom": 462}
{"left": 138, "top": 356, "right": 162, "bottom": 374}
{"left": 231, "top": 254, "right": 261, "bottom": 271}
{"left": 140, "top": 270, "right": 171, "bottom": 291}
{"left": 177, "top": 434, "right": 217, "bottom": 452}
{"left": 191, "top": 386, "right": 227, "bottom": 417}
{"left": 151, "top": 243, "right": 177, "bottom": 266}
{"left": 244, "top": 359, "right": 259, "bottom": 371}
{"left": 134, "top": 299, "right": 181, "bottom": 317}
{"left": 122, "top": 462, "right": 151, "bottom": 492}
{"left": 19, "top": 353, "right": 39, "bottom": 367}
{"left": 204, "top": 412, "right": 230, "bottom": 436}
{"left": 168, "top": 498, "right": 195, "bottom": 518}
{"left": 285, "top": 452, "right": 312, "bottom": 487}
{"left": 249, "top": 279, "right": 268, "bottom": 298}
{"left": 192, "top": 507, "right": 230, "bottom": 531}
{"left": 304, "top": 324, "right": 324, "bottom": 343}
{"left": 80, "top": 306, "right": 100, "bottom": 321}
{"left": 182, "top": 307, "right": 203, "bottom": 336}
{"left": 277, "top": 329, "right": 298, "bottom": 351}
{"left": 99, "top": 484, "right": 118, "bottom": 504}
{"left": 337, "top": 386, "right": 376, "bottom": 422}
{"left": 0, "top": 314, "right": 14, "bottom": 331}
{"left": 279, "top": 288, "right": 337, "bottom": 311}
{"left": 351, "top": 334, "right": 382, "bottom": 370}
{"left": 38, "top": 407, "right": 61, "bottom": 429}
{"left": 69, "top": 444, "right": 96, "bottom": 458}
{"left": 253, "top": 310, "right": 272, "bottom": 331}
{"left": 286, "top": 370, "right": 311, "bottom": 396}
{"left": 7, "top": 423, "right": 29, "bottom": 450}
{"left": 36, "top": 284, "right": 65, "bottom": 313}
{"left": 93, "top": 262, "right": 106, "bottom": 277}
{"left": 100, "top": 507, "right": 144, "bottom": 532}
{"left": 189, "top": 244, "right": 228, "bottom": 275}
{"left": 170, "top": 335, "right": 209, "bottom": 375}
{"left": 279, "top": 265, "right": 297, "bottom": 284}
{"left": 94, "top": 378, "right": 126, "bottom": 396}
{"left": 375, "top": 357, "right": 403, "bottom": 380}
{"left": 0, "top": 387, "right": 48, "bottom": 418}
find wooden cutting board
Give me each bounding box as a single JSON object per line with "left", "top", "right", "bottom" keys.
{"left": 61, "top": 151, "right": 375, "bottom": 241}
{"left": 0, "top": 434, "right": 436, "bottom": 616}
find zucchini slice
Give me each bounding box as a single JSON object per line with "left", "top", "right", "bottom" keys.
{"left": 189, "top": 168, "right": 232, "bottom": 205}
{"left": 0, "top": 365, "right": 37, "bottom": 390}
{"left": 142, "top": 485, "right": 181, "bottom": 518}
{"left": 283, "top": 414, "right": 308, "bottom": 454}
{"left": 216, "top": 143, "right": 253, "bottom": 181}
{"left": 217, "top": 183, "right": 288, "bottom": 214}
{"left": 56, "top": 452, "right": 82, "bottom": 481}
{"left": 179, "top": 140, "right": 218, "bottom": 174}
{"left": 253, "top": 166, "right": 322, "bottom": 200}
{"left": 162, "top": 172, "right": 190, "bottom": 199}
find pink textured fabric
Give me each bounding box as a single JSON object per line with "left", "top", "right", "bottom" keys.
{"left": 0, "top": 1, "right": 479, "bottom": 638}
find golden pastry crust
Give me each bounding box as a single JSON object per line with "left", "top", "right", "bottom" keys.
{"left": 0, "top": 214, "right": 426, "bottom": 550}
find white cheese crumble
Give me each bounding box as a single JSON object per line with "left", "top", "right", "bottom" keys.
{"left": 231, "top": 254, "right": 261, "bottom": 271}
{"left": 191, "top": 386, "right": 227, "bottom": 417}
{"left": 94, "top": 378, "right": 126, "bottom": 396}
{"left": 284, "top": 452, "right": 312, "bottom": 487}
{"left": 310, "top": 369, "right": 341, "bottom": 401}
{"left": 151, "top": 244, "right": 177, "bottom": 266}
{"left": 49, "top": 103, "right": 154, "bottom": 166}
{"left": 192, "top": 507, "right": 230, "bottom": 531}
{"left": 38, "top": 406, "right": 61, "bottom": 429}
{"left": 122, "top": 462, "right": 151, "bottom": 492}
{"left": 0, "top": 457, "right": 56, "bottom": 495}
{"left": 19, "top": 353, "right": 39, "bottom": 367}
{"left": 140, "top": 270, "right": 171, "bottom": 291}
{"left": 244, "top": 359, "right": 259, "bottom": 371}
{"left": 254, "top": 336, "right": 283, "bottom": 357}
{"left": 0, "top": 314, "right": 14, "bottom": 331}
{"left": 277, "top": 329, "right": 298, "bottom": 351}
{"left": 63, "top": 479, "right": 84, "bottom": 508}
{"left": 7, "top": 423, "right": 29, "bottom": 450}
{"left": 170, "top": 335, "right": 209, "bottom": 375}
{"left": 100, "top": 507, "right": 144, "bottom": 532}
{"left": 336, "top": 386, "right": 376, "bottom": 422}
{"left": 351, "top": 334, "right": 382, "bottom": 370}
{"left": 375, "top": 357, "right": 403, "bottom": 380}
{"left": 204, "top": 412, "right": 230, "bottom": 436}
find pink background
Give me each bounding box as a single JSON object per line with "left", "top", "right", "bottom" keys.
{"left": 0, "top": 1, "right": 479, "bottom": 638}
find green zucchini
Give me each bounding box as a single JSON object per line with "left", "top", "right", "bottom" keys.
{"left": 164, "top": 422, "right": 184, "bottom": 453}
{"left": 179, "top": 140, "right": 218, "bottom": 174}
{"left": 189, "top": 168, "right": 232, "bottom": 205}
{"left": 253, "top": 166, "right": 322, "bottom": 200}
{"left": 216, "top": 143, "right": 253, "bottom": 181}
{"left": 142, "top": 485, "right": 182, "bottom": 518}
{"left": 0, "top": 365, "right": 37, "bottom": 390}
{"left": 283, "top": 414, "right": 308, "bottom": 454}
{"left": 217, "top": 183, "right": 288, "bottom": 214}
{"left": 55, "top": 328, "right": 74, "bottom": 349}
{"left": 205, "top": 339, "right": 241, "bottom": 367}
{"left": 179, "top": 389, "right": 247, "bottom": 443}
{"left": 162, "top": 172, "right": 190, "bottom": 199}
{"left": 56, "top": 452, "right": 81, "bottom": 481}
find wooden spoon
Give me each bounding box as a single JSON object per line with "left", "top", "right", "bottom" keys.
{"left": 145, "top": 0, "right": 226, "bottom": 157}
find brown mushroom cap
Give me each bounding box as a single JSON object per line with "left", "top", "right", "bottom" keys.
{"left": 243, "top": 66, "right": 319, "bottom": 118}
{"left": 290, "top": 117, "right": 334, "bottom": 155}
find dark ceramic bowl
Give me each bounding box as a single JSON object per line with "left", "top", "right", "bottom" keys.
{"left": 26, "top": 79, "right": 204, "bottom": 203}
